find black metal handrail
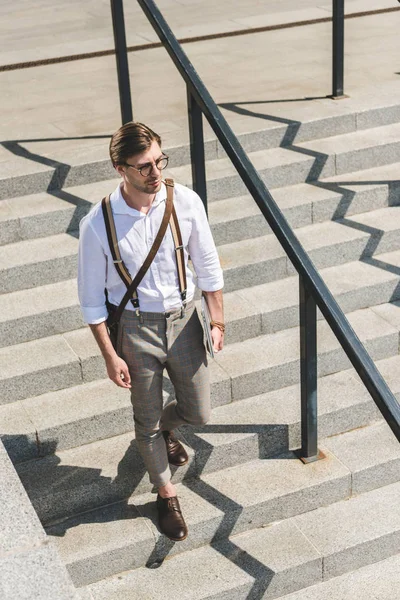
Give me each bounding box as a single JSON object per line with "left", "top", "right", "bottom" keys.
{"left": 133, "top": 0, "right": 400, "bottom": 458}
{"left": 332, "top": 0, "right": 345, "bottom": 98}
{"left": 111, "top": 0, "right": 133, "bottom": 123}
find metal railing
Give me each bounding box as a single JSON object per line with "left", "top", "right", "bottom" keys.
{"left": 115, "top": 0, "right": 400, "bottom": 460}
{"left": 111, "top": 0, "right": 133, "bottom": 123}
{"left": 332, "top": 0, "right": 345, "bottom": 98}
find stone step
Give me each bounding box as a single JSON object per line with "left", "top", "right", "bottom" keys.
{"left": 310, "top": 160, "right": 400, "bottom": 221}
{"left": 344, "top": 206, "right": 400, "bottom": 255}
{"left": 168, "top": 147, "right": 325, "bottom": 202}
{"left": 4, "top": 201, "right": 400, "bottom": 296}
{"left": 322, "top": 158, "right": 400, "bottom": 189}
{"left": 0, "top": 279, "right": 84, "bottom": 347}
{"left": 46, "top": 426, "right": 400, "bottom": 587}
{"left": 0, "top": 129, "right": 293, "bottom": 203}
{"left": 2, "top": 102, "right": 400, "bottom": 201}
{"left": 5, "top": 346, "right": 397, "bottom": 465}
{"left": 1, "top": 302, "right": 398, "bottom": 407}
{"left": 3, "top": 246, "right": 400, "bottom": 348}
{"left": 288, "top": 480, "right": 400, "bottom": 581}
{"left": 0, "top": 175, "right": 281, "bottom": 248}
{"left": 211, "top": 167, "right": 400, "bottom": 246}
{"left": 83, "top": 543, "right": 255, "bottom": 599}
{"left": 0, "top": 184, "right": 100, "bottom": 246}
{"left": 298, "top": 121, "right": 400, "bottom": 177}
{"left": 0, "top": 117, "right": 350, "bottom": 203}
{"left": 2, "top": 162, "right": 400, "bottom": 248}
{"left": 18, "top": 427, "right": 196, "bottom": 527}
{"left": 214, "top": 304, "right": 399, "bottom": 402}
{"left": 0, "top": 379, "right": 132, "bottom": 464}
{"left": 273, "top": 554, "right": 400, "bottom": 600}
{"left": 13, "top": 344, "right": 400, "bottom": 526}
{"left": 0, "top": 328, "right": 230, "bottom": 406}
{"left": 234, "top": 250, "right": 400, "bottom": 337}
{"left": 192, "top": 372, "right": 399, "bottom": 479}
{"left": 220, "top": 206, "right": 400, "bottom": 294}
{"left": 78, "top": 485, "right": 400, "bottom": 598}
{"left": 0, "top": 232, "right": 78, "bottom": 294}
{"left": 0, "top": 181, "right": 307, "bottom": 247}
{"left": 0, "top": 332, "right": 83, "bottom": 405}
{"left": 31, "top": 433, "right": 349, "bottom": 530}
{"left": 168, "top": 123, "right": 400, "bottom": 202}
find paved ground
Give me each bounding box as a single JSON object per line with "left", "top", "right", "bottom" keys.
{"left": 0, "top": 3, "right": 399, "bottom": 174}
{"left": 0, "top": 0, "right": 395, "bottom": 66}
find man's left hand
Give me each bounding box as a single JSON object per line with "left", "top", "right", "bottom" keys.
{"left": 211, "top": 327, "right": 224, "bottom": 353}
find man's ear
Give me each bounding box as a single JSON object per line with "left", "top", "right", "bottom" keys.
{"left": 115, "top": 164, "right": 125, "bottom": 177}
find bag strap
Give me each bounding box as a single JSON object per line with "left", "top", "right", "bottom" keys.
{"left": 101, "top": 194, "right": 138, "bottom": 308}
{"left": 102, "top": 179, "right": 175, "bottom": 325}
{"left": 101, "top": 194, "right": 131, "bottom": 286}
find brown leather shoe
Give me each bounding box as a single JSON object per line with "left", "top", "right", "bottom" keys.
{"left": 163, "top": 431, "right": 189, "bottom": 466}
{"left": 156, "top": 494, "right": 188, "bottom": 541}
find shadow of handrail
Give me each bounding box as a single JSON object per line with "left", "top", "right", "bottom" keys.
{"left": 0, "top": 134, "right": 113, "bottom": 236}
{"left": 219, "top": 99, "right": 400, "bottom": 298}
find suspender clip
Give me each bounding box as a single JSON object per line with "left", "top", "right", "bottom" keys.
{"left": 131, "top": 298, "right": 139, "bottom": 309}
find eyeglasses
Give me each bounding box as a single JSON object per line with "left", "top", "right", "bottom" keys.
{"left": 124, "top": 155, "right": 169, "bottom": 177}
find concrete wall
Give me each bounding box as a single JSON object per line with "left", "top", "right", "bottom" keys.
{"left": 0, "top": 441, "right": 78, "bottom": 600}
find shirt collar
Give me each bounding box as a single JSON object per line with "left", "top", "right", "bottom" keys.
{"left": 111, "top": 181, "right": 167, "bottom": 215}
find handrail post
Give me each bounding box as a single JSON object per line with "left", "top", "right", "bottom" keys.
{"left": 110, "top": 0, "right": 133, "bottom": 124}
{"left": 187, "top": 87, "right": 208, "bottom": 214}
{"left": 332, "top": 0, "right": 345, "bottom": 98}
{"left": 298, "top": 276, "right": 322, "bottom": 463}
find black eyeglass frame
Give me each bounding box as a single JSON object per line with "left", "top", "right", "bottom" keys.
{"left": 123, "top": 154, "right": 169, "bottom": 177}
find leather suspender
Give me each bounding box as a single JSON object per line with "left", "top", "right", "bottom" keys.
{"left": 169, "top": 209, "right": 187, "bottom": 306}
{"left": 101, "top": 178, "right": 187, "bottom": 325}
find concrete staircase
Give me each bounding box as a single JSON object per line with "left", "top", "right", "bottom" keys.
{"left": 1, "top": 103, "right": 400, "bottom": 599}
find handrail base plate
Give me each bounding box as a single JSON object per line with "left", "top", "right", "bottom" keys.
{"left": 295, "top": 449, "right": 326, "bottom": 464}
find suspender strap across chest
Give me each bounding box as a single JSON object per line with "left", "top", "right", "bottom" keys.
{"left": 101, "top": 178, "right": 187, "bottom": 325}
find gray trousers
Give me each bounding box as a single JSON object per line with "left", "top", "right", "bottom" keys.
{"left": 119, "top": 300, "right": 210, "bottom": 487}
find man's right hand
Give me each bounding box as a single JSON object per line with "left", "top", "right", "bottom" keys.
{"left": 89, "top": 322, "right": 132, "bottom": 389}
{"left": 106, "top": 356, "right": 132, "bottom": 388}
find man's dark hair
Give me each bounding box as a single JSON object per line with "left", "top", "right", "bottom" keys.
{"left": 109, "top": 121, "right": 162, "bottom": 166}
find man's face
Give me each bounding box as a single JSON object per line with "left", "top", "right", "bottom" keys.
{"left": 117, "top": 140, "right": 164, "bottom": 195}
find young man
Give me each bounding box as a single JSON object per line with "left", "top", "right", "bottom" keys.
{"left": 78, "top": 122, "right": 224, "bottom": 541}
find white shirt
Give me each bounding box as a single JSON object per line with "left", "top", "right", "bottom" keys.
{"left": 78, "top": 181, "right": 224, "bottom": 324}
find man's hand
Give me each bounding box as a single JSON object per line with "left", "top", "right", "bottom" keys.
{"left": 203, "top": 289, "right": 224, "bottom": 354}
{"left": 89, "top": 321, "right": 132, "bottom": 389}
{"left": 211, "top": 326, "right": 224, "bottom": 353}
{"left": 106, "top": 355, "right": 132, "bottom": 388}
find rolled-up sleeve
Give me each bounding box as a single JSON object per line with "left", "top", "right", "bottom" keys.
{"left": 77, "top": 215, "right": 108, "bottom": 324}
{"left": 188, "top": 195, "right": 224, "bottom": 292}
